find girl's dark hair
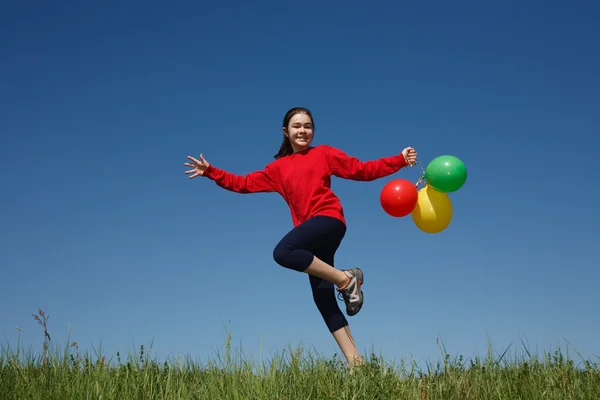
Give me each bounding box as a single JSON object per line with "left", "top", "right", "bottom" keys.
{"left": 274, "top": 107, "right": 315, "bottom": 159}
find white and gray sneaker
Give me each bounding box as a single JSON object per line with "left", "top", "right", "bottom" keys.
{"left": 337, "top": 268, "right": 364, "bottom": 316}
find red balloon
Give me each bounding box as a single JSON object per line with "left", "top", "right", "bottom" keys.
{"left": 380, "top": 179, "right": 418, "bottom": 217}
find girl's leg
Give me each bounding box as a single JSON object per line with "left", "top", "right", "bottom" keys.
{"left": 309, "top": 275, "right": 364, "bottom": 366}
{"left": 309, "top": 227, "right": 364, "bottom": 367}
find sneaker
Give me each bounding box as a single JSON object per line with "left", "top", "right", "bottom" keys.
{"left": 337, "top": 268, "right": 364, "bottom": 316}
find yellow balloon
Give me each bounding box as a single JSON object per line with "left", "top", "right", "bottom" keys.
{"left": 411, "top": 185, "right": 453, "bottom": 233}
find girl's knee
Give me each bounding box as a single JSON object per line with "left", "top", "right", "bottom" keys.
{"left": 272, "top": 241, "right": 313, "bottom": 272}
{"left": 272, "top": 242, "right": 288, "bottom": 267}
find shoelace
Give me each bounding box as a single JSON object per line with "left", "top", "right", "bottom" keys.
{"left": 337, "top": 279, "right": 357, "bottom": 303}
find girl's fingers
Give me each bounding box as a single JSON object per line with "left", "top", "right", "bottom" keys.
{"left": 187, "top": 156, "right": 202, "bottom": 164}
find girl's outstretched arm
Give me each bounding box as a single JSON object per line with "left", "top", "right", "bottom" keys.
{"left": 185, "top": 154, "right": 277, "bottom": 194}
{"left": 325, "top": 145, "right": 415, "bottom": 181}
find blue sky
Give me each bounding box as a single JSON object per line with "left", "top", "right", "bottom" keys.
{"left": 2, "top": 0, "right": 599, "bottom": 368}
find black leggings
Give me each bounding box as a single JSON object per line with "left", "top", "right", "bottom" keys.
{"left": 272, "top": 215, "right": 348, "bottom": 332}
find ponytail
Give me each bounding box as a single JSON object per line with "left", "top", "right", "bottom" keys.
{"left": 274, "top": 135, "right": 294, "bottom": 159}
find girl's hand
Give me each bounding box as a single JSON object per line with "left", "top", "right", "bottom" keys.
{"left": 402, "top": 147, "right": 417, "bottom": 166}
{"left": 185, "top": 154, "right": 210, "bottom": 179}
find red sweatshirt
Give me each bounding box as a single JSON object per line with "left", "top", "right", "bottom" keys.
{"left": 203, "top": 144, "right": 409, "bottom": 227}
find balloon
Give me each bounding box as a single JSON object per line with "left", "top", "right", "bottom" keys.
{"left": 424, "top": 155, "right": 467, "bottom": 193}
{"left": 380, "top": 179, "right": 418, "bottom": 217}
{"left": 411, "top": 185, "right": 453, "bottom": 233}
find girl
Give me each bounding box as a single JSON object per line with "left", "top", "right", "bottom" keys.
{"left": 184, "top": 107, "right": 417, "bottom": 367}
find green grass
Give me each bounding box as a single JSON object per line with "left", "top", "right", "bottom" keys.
{"left": 2, "top": 310, "right": 599, "bottom": 399}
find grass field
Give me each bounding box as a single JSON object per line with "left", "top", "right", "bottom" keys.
{"left": 1, "top": 310, "right": 598, "bottom": 399}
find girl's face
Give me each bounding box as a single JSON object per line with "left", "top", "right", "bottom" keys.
{"left": 284, "top": 113, "right": 314, "bottom": 152}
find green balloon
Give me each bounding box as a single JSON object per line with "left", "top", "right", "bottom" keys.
{"left": 424, "top": 155, "right": 467, "bottom": 193}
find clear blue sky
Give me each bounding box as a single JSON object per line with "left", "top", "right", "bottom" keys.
{"left": 2, "top": 0, "right": 598, "bottom": 368}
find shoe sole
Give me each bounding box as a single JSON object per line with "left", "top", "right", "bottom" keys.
{"left": 347, "top": 268, "right": 364, "bottom": 316}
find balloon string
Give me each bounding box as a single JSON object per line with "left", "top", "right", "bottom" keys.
{"left": 415, "top": 175, "right": 425, "bottom": 188}
{"left": 412, "top": 156, "right": 427, "bottom": 188}
{"left": 417, "top": 156, "right": 426, "bottom": 174}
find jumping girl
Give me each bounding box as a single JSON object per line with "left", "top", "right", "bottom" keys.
{"left": 184, "top": 107, "right": 417, "bottom": 367}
